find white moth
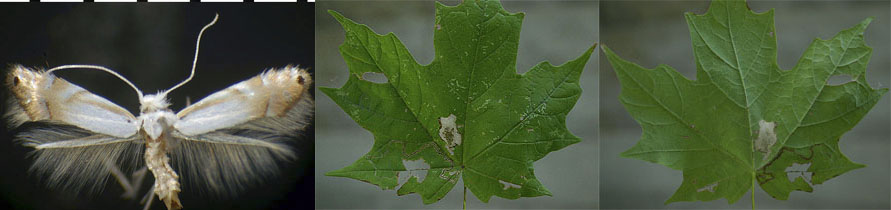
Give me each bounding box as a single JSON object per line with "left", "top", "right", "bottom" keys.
{"left": 4, "top": 14, "right": 312, "bottom": 210}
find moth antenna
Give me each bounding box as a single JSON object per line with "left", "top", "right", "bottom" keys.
{"left": 164, "top": 13, "right": 219, "bottom": 96}
{"left": 46, "top": 64, "right": 144, "bottom": 99}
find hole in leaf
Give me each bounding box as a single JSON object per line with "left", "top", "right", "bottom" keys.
{"left": 785, "top": 163, "right": 813, "bottom": 183}
{"left": 397, "top": 158, "right": 430, "bottom": 187}
{"left": 361, "top": 72, "right": 388, "bottom": 84}
{"left": 827, "top": 74, "right": 854, "bottom": 85}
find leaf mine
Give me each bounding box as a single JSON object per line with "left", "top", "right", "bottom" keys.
{"left": 499, "top": 180, "right": 522, "bottom": 190}
{"left": 438, "top": 114, "right": 461, "bottom": 156}
{"left": 754, "top": 120, "right": 777, "bottom": 161}
{"left": 696, "top": 183, "right": 718, "bottom": 193}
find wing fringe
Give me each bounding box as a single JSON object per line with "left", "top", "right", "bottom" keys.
{"left": 14, "top": 123, "right": 144, "bottom": 194}
{"left": 170, "top": 88, "right": 313, "bottom": 196}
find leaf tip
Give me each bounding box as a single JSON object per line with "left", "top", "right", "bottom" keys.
{"left": 664, "top": 195, "right": 682, "bottom": 205}
{"left": 323, "top": 169, "right": 342, "bottom": 177}
{"left": 599, "top": 44, "right": 612, "bottom": 54}
{"left": 328, "top": 9, "right": 357, "bottom": 29}
{"left": 845, "top": 16, "right": 873, "bottom": 35}
{"left": 617, "top": 148, "right": 633, "bottom": 158}
{"left": 599, "top": 45, "right": 626, "bottom": 66}
{"left": 862, "top": 16, "right": 875, "bottom": 25}
{"left": 857, "top": 17, "right": 874, "bottom": 33}
{"left": 318, "top": 86, "right": 339, "bottom": 97}
{"left": 854, "top": 162, "right": 867, "bottom": 169}
{"left": 583, "top": 43, "right": 598, "bottom": 56}
{"left": 327, "top": 9, "right": 343, "bottom": 19}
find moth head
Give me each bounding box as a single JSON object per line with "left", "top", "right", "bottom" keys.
{"left": 140, "top": 93, "right": 170, "bottom": 113}
{"left": 7, "top": 65, "right": 43, "bottom": 97}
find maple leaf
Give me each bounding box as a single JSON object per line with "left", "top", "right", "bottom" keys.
{"left": 604, "top": 0, "right": 887, "bottom": 204}
{"left": 320, "top": 0, "right": 594, "bottom": 204}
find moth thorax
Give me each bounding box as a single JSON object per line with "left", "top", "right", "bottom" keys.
{"left": 140, "top": 93, "right": 171, "bottom": 113}
{"left": 141, "top": 110, "right": 177, "bottom": 140}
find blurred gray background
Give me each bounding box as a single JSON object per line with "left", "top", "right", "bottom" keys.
{"left": 315, "top": 1, "right": 598, "bottom": 209}
{"left": 601, "top": 1, "right": 891, "bottom": 209}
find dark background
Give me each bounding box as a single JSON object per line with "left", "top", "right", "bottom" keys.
{"left": 0, "top": 4, "right": 314, "bottom": 210}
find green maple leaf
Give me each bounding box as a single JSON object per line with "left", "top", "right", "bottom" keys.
{"left": 321, "top": 0, "right": 594, "bottom": 204}
{"left": 604, "top": 0, "right": 886, "bottom": 204}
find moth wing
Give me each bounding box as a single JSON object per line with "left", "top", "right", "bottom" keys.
{"left": 6, "top": 65, "right": 140, "bottom": 138}
{"left": 174, "top": 66, "right": 312, "bottom": 135}
{"left": 5, "top": 65, "right": 144, "bottom": 193}
{"left": 170, "top": 66, "right": 313, "bottom": 195}
{"left": 16, "top": 123, "right": 145, "bottom": 194}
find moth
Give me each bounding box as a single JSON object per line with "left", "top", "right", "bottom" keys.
{"left": 4, "top": 14, "right": 313, "bottom": 210}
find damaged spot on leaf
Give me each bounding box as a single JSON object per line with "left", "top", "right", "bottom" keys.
{"left": 754, "top": 120, "right": 777, "bottom": 161}
{"left": 438, "top": 114, "right": 462, "bottom": 155}
{"left": 498, "top": 180, "right": 521, "bottom": 190}
{"left": 696, "top": 182, "right": 718, "bottom": 193}
{"left": 439, "top": 168, "right": 460, "bottom": 183}
{"left": 361, "top": 72, "right": 388, "bottom": 83}
{"left": 397, "top": 158, "right": 430, "bottom": 186}
{"left": 785, "top": 163, "right": 813, "bottom": 184}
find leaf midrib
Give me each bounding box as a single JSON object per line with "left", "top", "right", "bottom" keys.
{"left": 351, "top": 28, "right": 446, "bottom": 162}
{"left": 466, "top": 65, "right": 577, "bottom": 163}
{"left": 688, "top": 7, "right": 756, "bottom": 163}
{"left": 619, "top": 65, "right": 750, "bottom": 170}
{"left": 764, "top": 28, "right": 857, "bottom": 169}
{"left": 691, "top": 9, "right": 860, "bottom": 172}
{"left": 459, "top": 9, "right": 509, "bottom": 166}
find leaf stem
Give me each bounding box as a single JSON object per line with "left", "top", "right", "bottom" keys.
{"left": 751, "top": 171, "right": 755, "bottom": 210}
{"left": 463, "top": 186, "right": 467, "bottom": 210}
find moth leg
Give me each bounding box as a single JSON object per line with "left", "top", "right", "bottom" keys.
{"left": 141, "top": 185, "right": 155, "bottom": 210}
{"left": 107, "top": 160, "right": 139, "bottom": 199}
{"left": 131, "top": 167, "right": 148, "bottom": 194}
